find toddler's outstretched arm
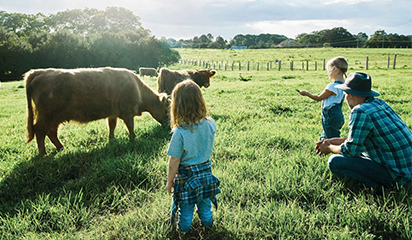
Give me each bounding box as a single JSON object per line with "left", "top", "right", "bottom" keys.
{"left": 298, "top": 89, "right": 334, "bottom": 102}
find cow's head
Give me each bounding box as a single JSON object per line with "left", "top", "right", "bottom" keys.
{"left": 190, "top": 69, "right": 217, "bottom": 88}
{"left": 150, "top": 93, "right": 170, "bottom": 125}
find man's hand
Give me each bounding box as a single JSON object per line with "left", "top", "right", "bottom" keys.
{"left": 315, "top": 138, "right": 345, "bottom": 156}
{"left": 315, "top": 139, "right": 332, "bottom": 156}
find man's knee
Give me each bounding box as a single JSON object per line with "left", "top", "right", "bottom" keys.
{"left": 328, "top": 154, "right": 344, "bottom": 172}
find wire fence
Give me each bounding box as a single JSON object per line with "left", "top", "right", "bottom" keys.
{"left": 179, "top": 54, "right": 411, "bottom": 71}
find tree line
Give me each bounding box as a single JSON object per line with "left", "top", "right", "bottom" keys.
{"left": 167, "top": 33, "right": 289, "bottom": 49}
{"left": 167, "top": 27, "right": 412, "bottom": 49}
{"left": 0, "top": 8, "right": 180, "bottom": 80}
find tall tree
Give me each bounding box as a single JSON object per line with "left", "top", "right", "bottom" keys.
{"left": 365, "top": 30, "right": 387, "bottom": 48}
{"left": 47, "top": 7, "right": 148, "bottom": 35}
{"left": 0, "top": 11, "right": 48, "bottom": 37}
{"left": 316, "top": 27, "right": 356, "bottom": 47}
{"left": 199, "top": 34, "right": 211, "bottom": 48}
{"left": 355, "top": 32, "right": 369, "bottom": 48}
{"left": 0, "top": 27, "right": 32, "bottom": 77}
{"left": 298, "top": 34, "right": 322, "bottom": 47}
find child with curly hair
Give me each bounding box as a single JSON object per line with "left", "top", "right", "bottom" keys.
{"left": 166, "top": 79, "right": 220, "bottom": 234}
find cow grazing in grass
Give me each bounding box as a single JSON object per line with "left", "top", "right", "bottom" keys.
{"left": 139, "top": 67, "right": 158, "bottom": 78}
{"left": 157, "top": 68, "right": 217, "bottom": 95}
{"left": 25, "top": 67, "right": 169, "bottom": 155}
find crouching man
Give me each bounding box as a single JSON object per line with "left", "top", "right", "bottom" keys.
{"left": 316, "top": 72, "right": 412, "bottom": 189}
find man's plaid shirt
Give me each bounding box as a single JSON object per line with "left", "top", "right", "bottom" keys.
{"left": 341, "top": 97, "right": 412, "bottom": 186}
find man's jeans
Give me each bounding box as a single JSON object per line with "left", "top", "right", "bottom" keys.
{"left": 328, "top": 154, "right": 395, "bottom": 189}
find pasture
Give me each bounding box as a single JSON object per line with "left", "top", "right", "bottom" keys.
{"left": 0, "top": 48, "right": 411, "bottom": 239}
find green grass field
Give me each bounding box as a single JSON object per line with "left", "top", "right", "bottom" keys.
{"left": 0, "top": 48, "right": 411, "bottom": 239}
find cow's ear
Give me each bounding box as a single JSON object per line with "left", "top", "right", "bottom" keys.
{"left": 193, "top": 72, "right": 200, "bottom": 80}
{"left": 210, "top": 70, "right": 217, "bottom": 78}
{"left": 160, "top": 93, "right": 170, "bottom": 105}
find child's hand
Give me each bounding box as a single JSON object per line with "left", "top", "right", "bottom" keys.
{"left": 167, "top": 181, "right": 174, "bottom": 194}
{"left": 298, "top": 90, "right": 309, "bottom": 96}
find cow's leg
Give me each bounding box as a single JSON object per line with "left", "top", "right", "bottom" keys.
{"left": 107, "top": 117, "right": 117, "bottom": 138}
{"left": 122, "top": 115, "right": 135, "bottom": 138}
{"left": 34, "top": 124, "right": 47, "bottom": 155}
{"left": 47, "top": 125, "right": 64, "bottom": 151}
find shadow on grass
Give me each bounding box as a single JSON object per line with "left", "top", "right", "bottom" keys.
{"left": 0, "top": 124, "right": 172, "bottom": 217}
{"left": 166, "top": 223, "right": 241, "bottom": 240}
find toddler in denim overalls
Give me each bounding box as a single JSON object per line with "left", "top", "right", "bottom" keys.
{"left": 298, "top": 56, "right": 348, "bottom": 139}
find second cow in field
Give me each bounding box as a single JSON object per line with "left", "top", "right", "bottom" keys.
{"left": 139, "top": 67, "right": 158, "bottom": 78}
{"left": 157, "top": 68, "right": 217, "bottom": 95}
{"left": 25, "top": 67, "right": 169, "bottom": 155}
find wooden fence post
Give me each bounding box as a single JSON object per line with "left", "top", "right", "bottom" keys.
{"left": 315, "top": 61, "right": 317, "bottom": 71}
{"left": 239, "top": 62, "right": 241, "bottom": 71}
{"left": 257, "top": 63, "right": 260, "bottom": 71}
{"left": 302, "top": 62, "right": 304, "bottom": 70}
{"left": 278, "top": 61, "right": 281, "bottom": 71}
{"left": 393, "top": 54, "right": 397, "bottom": 69}
{"left": 323, "top": 59, "right": 326, "bottom": 70}
{"left": 290, "top": 61, "right": 293, "bottom": 71}
{"left": 366, "top": 57, "right": 369, "bottom": 70}
{"left": 247, "top": 61, "right": 250, "bottom": 71}
{"left": 306, "top": 61, "right": 309, "bottom": 71}
{"left": 387, "top": 57, "right": 390, "bottom": 68}
{"left": 267, "top": 62, "right": 269, "bottom": 71}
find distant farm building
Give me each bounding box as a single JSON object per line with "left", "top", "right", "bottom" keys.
{"left": 231, "top": 46, "right": 248, "bottom": 50}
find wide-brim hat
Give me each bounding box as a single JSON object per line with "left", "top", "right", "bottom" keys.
{"left": 336, "top": 72, "right": 380, "bottom": 97}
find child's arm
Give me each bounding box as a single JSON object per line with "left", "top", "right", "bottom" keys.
{"left": 167, "top": 156, "right": 181, "bottom": 193}
{"left": 298, "top": 89, "right": 335, "bottom": 102}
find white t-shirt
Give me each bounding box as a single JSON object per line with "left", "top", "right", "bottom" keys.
{"left": 322, "top": 81, "right": 344, "bottom": 110}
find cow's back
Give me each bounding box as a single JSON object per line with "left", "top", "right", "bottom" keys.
{"left": 27, "top": 67, "right": 142, "bottom": 124}
{"left": 157, "top": 68, "right": 188, "bottom": 94}
{"left": 139, "top": 67, "right": 158, "bottom": 77}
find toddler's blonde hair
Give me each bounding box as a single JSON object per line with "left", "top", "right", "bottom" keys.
{"left": 170, "top": 79, "right": 208, "bottom": 130}
{"left": 327, "top": 56, "right": 348, "bottom": 77}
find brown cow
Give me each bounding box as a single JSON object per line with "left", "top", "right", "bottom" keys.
{"left": 139, "top": 67, "right": 158, "bottom": 78}
{"left": 157, "top": 68, "right": 217, "bottom": 95}
{"left": 25, "top": 67, "right": 169, "bottom": 155}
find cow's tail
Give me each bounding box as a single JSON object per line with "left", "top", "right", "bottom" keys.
{"left": 24, "top": 70, "right": 36, "bottom": 143}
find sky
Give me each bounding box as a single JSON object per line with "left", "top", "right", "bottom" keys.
{"left": 1, "top": 0, "right": 411, "bottom": 40}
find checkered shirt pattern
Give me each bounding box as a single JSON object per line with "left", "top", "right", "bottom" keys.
{"left": 171, "top": 160, "right": 220, "bottom": 224}
{"left": 341, "top": 97, "right": 412, "bottom": 186}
